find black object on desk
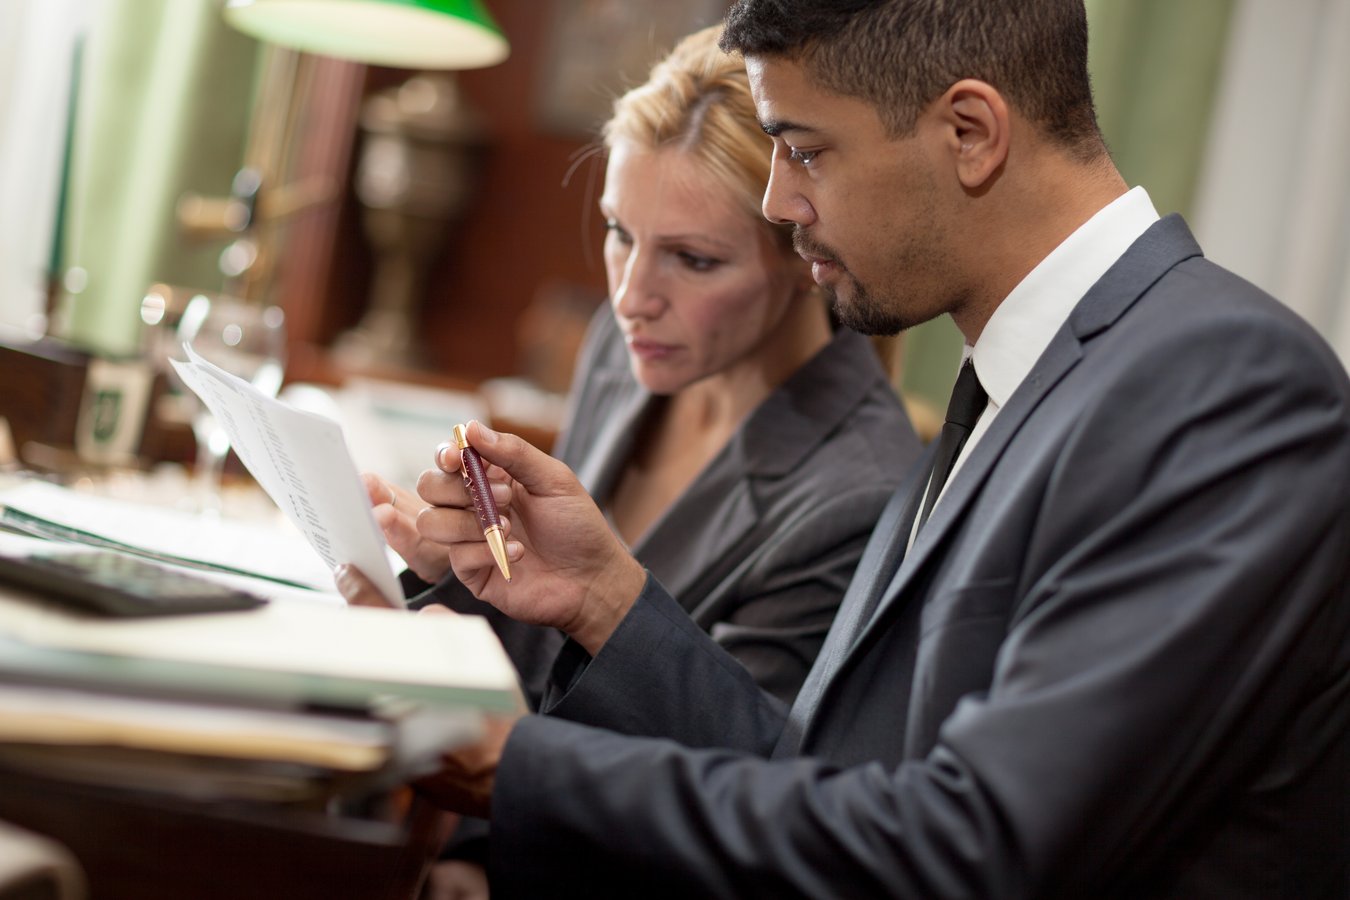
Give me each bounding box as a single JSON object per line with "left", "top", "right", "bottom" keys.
{"left": 0, "top": 550, "right": 267, "bottom": 617}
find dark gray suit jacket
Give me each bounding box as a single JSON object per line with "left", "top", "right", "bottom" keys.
{"left": 418, "top": 307, "right": 919, "bottom": 705}
{"left": 488, "top": 217, "right": 1350, "bottom": 898}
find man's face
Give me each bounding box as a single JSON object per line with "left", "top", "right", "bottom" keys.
{"left": 746, "top": 55, "right": 961, "bottom": 335}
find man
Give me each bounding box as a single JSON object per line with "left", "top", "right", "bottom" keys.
{"left": 341, "top": 1, "right": 1350, "bottom": 895}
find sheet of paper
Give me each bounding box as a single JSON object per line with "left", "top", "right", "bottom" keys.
{"left": 170, "top": 345, "right": 403, "bottom": 605}
{"left": 0, "top": 480, "right": 337, "bottom": 591}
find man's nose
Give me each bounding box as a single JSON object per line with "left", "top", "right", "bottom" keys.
{"left": 762, "top": 154, "right": 816, "bottom": 227}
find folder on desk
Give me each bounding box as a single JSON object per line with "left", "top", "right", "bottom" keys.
{"left": 0, "top": 590, "right": 522, "bottom": 714}
{"left": 0, "top": 681, "right": 479, "bottom": 804}
{"left": 0, "top": 583, "right": 522, "bottom": 804}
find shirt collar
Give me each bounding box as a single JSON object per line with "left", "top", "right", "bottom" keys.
{"left": 967, "top": 186, "right": 1160, "bottom": 408}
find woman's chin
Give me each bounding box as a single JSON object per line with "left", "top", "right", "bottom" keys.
{"left": 631, "top": 364, "right": 691, "bottom": 397}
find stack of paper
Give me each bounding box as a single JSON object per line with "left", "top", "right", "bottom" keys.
{"left": 0, "top": 344, "right": 509, "bottom": 805}
{"left": 0, "top": 539, "right": 521, "bottom": 804}
{"left": 0, "top": 479, "right": 341, "bottom": 598}
{"left": 0, "top": 681, "right": 448, "bottom": 804}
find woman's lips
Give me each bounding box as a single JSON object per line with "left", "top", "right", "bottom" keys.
{"left": 626, "top": 335, "right": 677, "bottom": 361}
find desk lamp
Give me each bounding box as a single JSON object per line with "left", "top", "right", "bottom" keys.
{"left": 211, "top": 0, "right": 508, "bottom": 368}
{"left": 222, "top": 0, "right": 509, "bottom": 70}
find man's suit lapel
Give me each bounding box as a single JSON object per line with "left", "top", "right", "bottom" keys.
{"left": 875, "top": 337, "right": 1085, "bottom": 614}
{"left": 782, "top": 215, "right": 1204, "bottom": 753}
{"left": 772, "top": 458, "right": 932, "bottom": 756}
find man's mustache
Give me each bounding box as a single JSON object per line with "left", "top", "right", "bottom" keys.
{"left": 792, "top": 228, "right": 841, "bottom": 267}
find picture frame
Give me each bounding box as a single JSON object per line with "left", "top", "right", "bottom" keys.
{"left": 534, "top": 0, "right": 731, "bottom": 138}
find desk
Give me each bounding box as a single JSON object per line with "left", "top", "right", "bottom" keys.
{"left": 0, "top": 767, "right": 449, "bottom": 899}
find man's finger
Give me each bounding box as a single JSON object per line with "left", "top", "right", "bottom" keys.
{"left": 417, "top": 466, "right": 468, "bottom": 507}
{"left": 334, "top": 564, "right": 401, "bottom": 609}
{"left": 460, "top": 421, "right": 566, "bottom": 495}
{"left": 446, "top": 538, "right": 523, "bottom": 583}
{"left": 416, "top": 506, "right": 510, "bottom": 545}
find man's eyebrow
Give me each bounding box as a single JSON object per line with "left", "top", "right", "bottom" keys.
{"left": 759, "top": 118, "right": 815, "bottom": 138}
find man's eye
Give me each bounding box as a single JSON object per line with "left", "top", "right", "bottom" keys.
{"left": 788, "top": 147, "right": 819, "bottom": 167}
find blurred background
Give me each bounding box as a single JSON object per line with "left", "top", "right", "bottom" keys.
{"left": 1, "top": 0, "right": 1346, "bottom": 488}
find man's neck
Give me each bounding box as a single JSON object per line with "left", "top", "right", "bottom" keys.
{"left": 952, "top": 154, "right": 1128, "bottom": 344}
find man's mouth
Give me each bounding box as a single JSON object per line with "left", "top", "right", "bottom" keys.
{"left": 793, "top": 230, "right": 843, "bottom": 283}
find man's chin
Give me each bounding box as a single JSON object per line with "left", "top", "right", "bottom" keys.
{"left": 830, "top": 289, "right": 906, "bottom": 337}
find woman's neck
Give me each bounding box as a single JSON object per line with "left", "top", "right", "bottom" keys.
{"left": 607, "top": 296, "right": 831, "bottom": 547}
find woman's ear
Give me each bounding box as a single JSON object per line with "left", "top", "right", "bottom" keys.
{"left": 937, "top": 78, "right": 1009, "bottom": 190}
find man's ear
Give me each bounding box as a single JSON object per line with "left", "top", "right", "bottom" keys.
{"left": 937, "top": 79, "right": 1009, "bottom": 190}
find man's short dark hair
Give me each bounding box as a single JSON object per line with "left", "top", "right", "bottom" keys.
{"left": 721, "top": 0, "right": 1104, "bottom": 157}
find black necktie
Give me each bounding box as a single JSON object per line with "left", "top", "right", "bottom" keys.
{"left": 916, "top": 359, "right": 988, "bottom": 531}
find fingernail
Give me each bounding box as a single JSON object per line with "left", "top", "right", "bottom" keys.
{"left": 506, "top": 540, "right": 523, "bottom": 560}
{"left": 474, "top": 420, "right": 499, "bottom": 445}
{"left": 435, "top": 442, "right": 454, "bottom": 469}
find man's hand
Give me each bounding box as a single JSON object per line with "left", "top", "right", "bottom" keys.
{"left": 363, "top": 472, "right": 462, "bottom": 584}
{"left": 424, "top": 860, "right": 489, "bottom": 900}
{"left": 335, "top": 562, "right": 403, "bottom": 609}
{"left": 335, "top": 562, "right": 460, "bottom": 618}
{"left": 416, "top": 421, "right": 646, "bottom": 655}
{"left": 334, "top": 562, "right": 516, "bottom": 821}
{"left": 412, "top": 713, "right": 516, "bottom": 819}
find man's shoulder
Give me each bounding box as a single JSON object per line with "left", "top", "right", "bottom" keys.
{"left": 1130, "top": 254, "right": 1347, "bottom": 389}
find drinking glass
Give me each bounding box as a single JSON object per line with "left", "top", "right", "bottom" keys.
{"left": 174, "top": 293, "right": 286, "bottom": 513}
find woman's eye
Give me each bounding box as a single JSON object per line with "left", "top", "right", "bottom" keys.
{"left": 788, "top": 147, "right": 819, "bottom": 167}
{"left": 678, "top": 252, "right": 720, "bottom": 272}
{"left": 605, "top": 220, "right": 632, "bottom": 244}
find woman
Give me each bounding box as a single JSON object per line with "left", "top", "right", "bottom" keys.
{"left": 366, "top": 25, "right": 920, "bottom": 706}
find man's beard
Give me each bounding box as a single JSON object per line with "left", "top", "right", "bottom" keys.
{"left": 794, "top": 229, "right": 910, "bottom": 336}
{"left": 827, "top": 278, "right": 913, "bottom": 336}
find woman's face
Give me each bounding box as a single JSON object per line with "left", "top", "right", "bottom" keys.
{"left": 600, "top": 139, "right": 808, "bottom": 396}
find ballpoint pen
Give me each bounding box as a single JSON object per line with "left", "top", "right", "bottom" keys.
{"left": 453, "top": 423, "right": 511, "bottom": 583}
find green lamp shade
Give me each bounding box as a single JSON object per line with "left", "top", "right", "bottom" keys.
{"left": 223, "top": 0, "right": 509, "bottom": 70}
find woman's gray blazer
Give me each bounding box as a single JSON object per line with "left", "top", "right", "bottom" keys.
{"left": 411, "top": 305, "right": 920, "bottom": 705}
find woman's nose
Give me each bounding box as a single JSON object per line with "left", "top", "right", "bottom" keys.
{"left": 611, "top": 247, "right": 665, "bottom": 320}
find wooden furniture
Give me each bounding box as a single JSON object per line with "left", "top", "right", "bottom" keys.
{"left": 0, "top": 769, "right": 448, "bottom": 900}
{"left": 0, "top": 336, "right": 88, "bottom": 459}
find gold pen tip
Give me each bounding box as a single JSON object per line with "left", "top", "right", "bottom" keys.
{"left": 485, "top": 526, "right": 512, "bottom": 583}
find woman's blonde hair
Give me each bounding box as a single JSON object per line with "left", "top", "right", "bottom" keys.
{"left": 603, "top": 25, "right": 786, "bottom": 252}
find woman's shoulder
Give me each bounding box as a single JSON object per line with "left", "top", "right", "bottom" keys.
{"left": 579, "top": 303, "right": 627, "bottom": 365}
{"left": 551, "top": 305, "right": 641, "bottom": 467}
{"left": 743, "top": 327, "right": 921, "bottom": 488}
